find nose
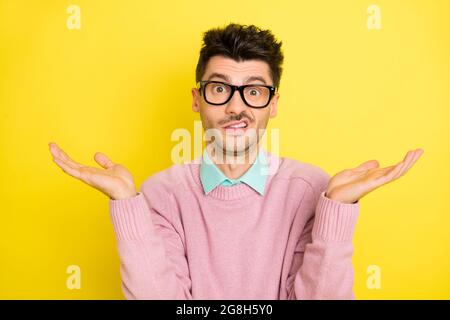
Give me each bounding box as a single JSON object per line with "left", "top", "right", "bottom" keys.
{"left": 224, "top": 89, "right": 247, "bottom": 115}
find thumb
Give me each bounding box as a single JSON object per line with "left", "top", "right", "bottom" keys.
{"left": 353, "top": 159, "right": 379, "bottom": 172}
{"left": 94, "top": 152, "right": 115, "bottom": 169}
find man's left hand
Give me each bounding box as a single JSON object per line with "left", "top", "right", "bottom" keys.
{"left": 326, "top": 148, "right": 424, "bottom": 204}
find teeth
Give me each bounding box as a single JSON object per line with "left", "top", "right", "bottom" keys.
{"left": 227, "top": 122, "right": 247, "bottom": 129}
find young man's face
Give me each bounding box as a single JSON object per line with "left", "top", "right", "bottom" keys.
{"left": 192, "top": 55, "right": 279, "bottom": 157}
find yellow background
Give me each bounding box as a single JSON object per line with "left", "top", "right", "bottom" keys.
{"left": 0, "top": 0, "right": 449, "bottom": 299}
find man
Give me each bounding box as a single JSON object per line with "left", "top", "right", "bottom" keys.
{"left": 49, "top": 23, "right": 423, "bottom": 299}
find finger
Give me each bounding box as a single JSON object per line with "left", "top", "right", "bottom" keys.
{"left": 375, "top": 164, "right": 396, "bottom": 177}
{"left": 49, "top": 143, "right": 82, "bottom": 169}
{"left": 371, "top": 149, "right": 424, "bottom": 186}
{"left": 49, "top": 143, "right": 74, "bottom": 169}
{"left": 368, "top": 164, "right": 397, "bottom": 187}
{"left": 387, "top": 151, "right": 410, "bottom": 180}
{"left": 48, "top": 142, "right": 60, "bottom": 158}
{"left": 394, "top": 148, "right": 424, "bottom": 179}
{"left": 49, "top": 143, "right": 90, "bottom": 183}
{"left": 353, "top": 159, "right": 380, "bottom": 172}
{"left": 384, "top": 150, "right": 412, "bottom": 180}
{"left": 57, "top": 147, "right": 82, "bottom": 168}
{"left": 94, "top": 152, "right": 115, "bottom": 169}
{"left": 410, "top": 148, "right": 424, "bottom": 168}
{"left": 392, "top": 149, "right": 419, "bottom": 180}
{"left": 53, "top": 156, "right": 82, "bottom": 179}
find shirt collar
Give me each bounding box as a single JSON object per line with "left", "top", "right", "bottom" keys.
{"left": 200, "top": 147, "right": 269, "bottom": 196}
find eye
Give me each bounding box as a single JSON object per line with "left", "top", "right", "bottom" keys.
{"left": 213, "top": 85, "right": 226, "bottom": 93}
{"left": 248, "top": 88, "right": 261, "bottom": 96}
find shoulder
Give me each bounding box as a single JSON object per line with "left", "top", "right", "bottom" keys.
{"left": 271, "top": 154, "right": 331, "bottom": 198}
{"left": 139, "top": 162, "right": 193, "bottom": 205}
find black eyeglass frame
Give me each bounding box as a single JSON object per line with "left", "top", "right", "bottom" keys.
{"left": 197, "top": 80, "right": 276, "bottom": 108}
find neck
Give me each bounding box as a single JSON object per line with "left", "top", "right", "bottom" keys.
{"left": 206, "top": 143, "right": 260, "bottom": 180}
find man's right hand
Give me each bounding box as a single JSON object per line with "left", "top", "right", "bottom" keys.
{"left": 49, "top": 142, "right": 137, "bottom": 200}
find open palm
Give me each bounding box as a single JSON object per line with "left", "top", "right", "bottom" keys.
{"left": 326, "top": 148, "right": 424, "bottom": 204}
{"left": 49, "top": 142, "right": 137, "bottom": 200}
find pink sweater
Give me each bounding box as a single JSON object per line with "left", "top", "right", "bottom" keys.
{"left": 109, "top": 151, "right": 360, "bottom": 299}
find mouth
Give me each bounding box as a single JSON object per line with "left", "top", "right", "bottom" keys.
{"left": 221, "top": 120, "right": 250, "bottom": 135}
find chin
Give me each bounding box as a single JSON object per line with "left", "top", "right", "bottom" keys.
{"left": 223, "top": 141, "right": 260, "bottom": 156}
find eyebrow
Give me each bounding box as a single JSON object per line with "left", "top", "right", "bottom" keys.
{"left": 206, "top": 72, "right": 268, "bottom": 85}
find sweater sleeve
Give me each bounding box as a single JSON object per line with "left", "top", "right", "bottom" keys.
{"left": 109, "top": 188, "right": 192, "bottom": 300}
{"left": 286, "top": 189, "right": 360, "bottom": 300}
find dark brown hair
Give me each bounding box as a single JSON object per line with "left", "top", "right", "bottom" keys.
{"left": 195, "top": 23, "right": 284, "bottom": 90}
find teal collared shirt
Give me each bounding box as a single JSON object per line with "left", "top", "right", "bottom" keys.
{"left": 200, "top": 148, "right": 269, "bottom": 196}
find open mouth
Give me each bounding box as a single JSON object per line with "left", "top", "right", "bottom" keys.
{"left": 222, "top": 121, "right": 249, "bottom": 135}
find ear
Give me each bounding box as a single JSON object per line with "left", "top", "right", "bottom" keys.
{"left": 192, "top": 88, "right": 201, "bottom": 113}
{"left": 269, "top": 92, "right": 279, "bottom": 118}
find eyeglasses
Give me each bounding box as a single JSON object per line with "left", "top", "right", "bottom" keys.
{"left": 198, "top": 80, "right": 276, "bottom": 108}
